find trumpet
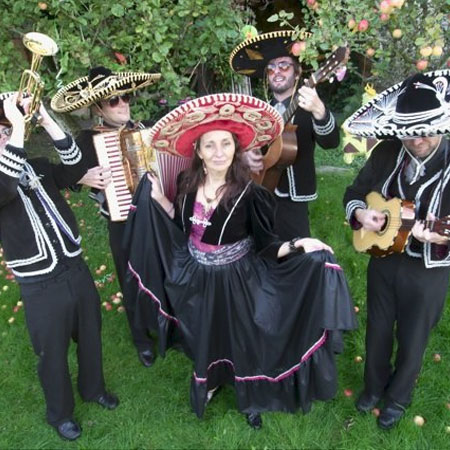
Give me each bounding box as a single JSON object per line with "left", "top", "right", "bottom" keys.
{"left": 17, "top": 32, "right": 58, "bottom": 140}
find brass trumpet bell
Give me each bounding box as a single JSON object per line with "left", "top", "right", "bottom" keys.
{"left": 18, "top": 32, "right": 58, "bottom": 140}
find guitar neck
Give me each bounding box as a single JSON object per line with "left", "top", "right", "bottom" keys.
{"left": 282, "top": 77, "right": 317, "bottom": 125}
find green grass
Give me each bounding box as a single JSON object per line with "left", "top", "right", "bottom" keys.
{"left": 1, "top": 171, "right": 450, "bottom": 449}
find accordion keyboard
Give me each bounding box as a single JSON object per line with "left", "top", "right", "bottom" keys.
{"left": 93, "top": 131, "right": 133, "bottom": 221}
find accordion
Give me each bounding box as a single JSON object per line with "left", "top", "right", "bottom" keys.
{"left": 93, "top": 128, "right": 192, "bottom": 221}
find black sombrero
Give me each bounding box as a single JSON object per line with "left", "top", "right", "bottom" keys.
{"left": 51, "top": 66, "right": 161, "bottom": 113}
{"left": 344, "top": 69, "right": 450, "bottom": 139}
{"left": 230, "top": 30, "right": 301, "bottom": 78}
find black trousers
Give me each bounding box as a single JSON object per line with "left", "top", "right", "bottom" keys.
{"left": 364, "top": 253, "right": 449, "bottom": 406}
{"left": 20, "top": 258, "right": 105, "bottom": 426}
{"left": 273, "top": 197, "right": 311, "bottom": 240}
{"left": 108, "top": 220, "right": 153, "bottom": 351}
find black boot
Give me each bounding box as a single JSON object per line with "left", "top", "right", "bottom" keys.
{"left": 246, "top": 413, "right": 262, "bottom": 430}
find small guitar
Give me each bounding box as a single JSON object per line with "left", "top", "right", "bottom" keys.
{"left": 353, "top": 191, "right": 450, "bottom": 257}
{"left": 253, "top": 46, "right": 350, "bottom": 191}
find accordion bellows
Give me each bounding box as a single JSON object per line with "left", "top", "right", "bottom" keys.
{"left": 93, "top": 129, "right": 191, "bottom": 221}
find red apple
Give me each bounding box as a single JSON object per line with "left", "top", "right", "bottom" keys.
{"left": 366, "top": 47, "right": 375, "bottom": 57}
{"left": 380, "top": 13, "right": 389, "bottom": 21}
{"left": 348, "top": 18, "right": 356, "bottom": 29}
{"left": 416, "top": 59, "right": 428, "bottom": 71}
{"left": 344, "top": 389, "right": 353, "bottom": 397}
{"left": 291, "top": 41, "right": 306, "bottom": 56}
{"left": 358, "top": 20, "right": 369, "bottom": 32}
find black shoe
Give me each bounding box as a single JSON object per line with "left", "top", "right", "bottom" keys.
{"left": 246, "top": 413, "right": 262, "bottom": 430}
{"left": 138, "top": 349, "right": 155, "bottom": 367}
{"left": 377, "top": 403, "right": 406, "bottom": 430}
{"left": 96, "top": 392, "right": 119, "bottom": 410}
{"left": 355, "top": 391, "right": 381, "bottom": 413}
{"left": 56, "top": 419, "right": 81, "bottom": 441}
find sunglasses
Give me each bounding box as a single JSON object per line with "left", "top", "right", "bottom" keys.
{"left": 0, "top": 127, "right": 12, "bottom": 138}
{"left": 106, "top": 94, "right": 131, "bottom": 107}
{"left": 266, "top": 61, "right": 294, "bottom": 76}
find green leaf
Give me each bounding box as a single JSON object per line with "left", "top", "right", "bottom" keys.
{"left": 111, "top": 4, "right": 125, "bottom": 17}
{"left": 267, "top": 14, "right": 279, "bottom": 22}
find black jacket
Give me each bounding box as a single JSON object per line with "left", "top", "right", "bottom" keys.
{"left": 274, "top": 100, "right": 339, "bottom": 202}
{"left": 175, "top": 181, "right": 283, "bottom": 260}
{"left": 343, "top": 138, "right": 450, "bottom": 268}
{"left": 0, "top": 135, "right": 85, "bottom": 278}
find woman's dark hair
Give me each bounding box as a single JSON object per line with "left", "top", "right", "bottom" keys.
{"left": 176, "top": 132, "right": 251, "bottom": 211}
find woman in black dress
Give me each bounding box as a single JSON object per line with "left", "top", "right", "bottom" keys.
{"left": 124, "top": 93, "right": 356, "bottom": 428}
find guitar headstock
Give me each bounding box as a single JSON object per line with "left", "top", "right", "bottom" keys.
{"left": 432, "top": 216, "right": 450, "bottom": 236}
{"left": 308, "top": 46, "right": 350, "bottom": 88}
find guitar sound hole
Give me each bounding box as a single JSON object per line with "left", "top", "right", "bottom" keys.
{"left": 379, "top": 213, "right": 389, "bottom": 233}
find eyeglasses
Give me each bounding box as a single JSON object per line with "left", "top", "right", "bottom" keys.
{"left": 266, "top": 61, "right": 294, "bottom": 76}
{"left": 106, "top": 94, "right": 131, "bottom": 108}
{"left": 0, "top": 127, "right": 12, "bottom": 138}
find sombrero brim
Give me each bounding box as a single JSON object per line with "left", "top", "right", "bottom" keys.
{"left": 0, "top": 92, "right": 15, "bottom": 126}
{"left": 148, "top": 93, "right": 283, "bottom": 158}
{"left": 51, "top": 71, "right": 161, "bottom": 113}
{"left": 229, "top": 30, "right": 297, "bottom": 78}
{"left": 344, "top": 69, "right": 450, "bottom": 139}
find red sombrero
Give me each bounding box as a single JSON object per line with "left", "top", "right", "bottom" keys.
{"left": 148, "top": 93, "right": 283, "bottom": 158}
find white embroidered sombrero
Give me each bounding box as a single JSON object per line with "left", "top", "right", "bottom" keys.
{"left": 0, "top": 92, "right": 15, "bottom": 126}
{"left": 51, "top": 66, "right": 161, "bottom": 113}
{"left": 148, "top": 93, "right": 283, "bottom": 158}
{"left": 344, "top": 70, "right": 450, "bottom": 139}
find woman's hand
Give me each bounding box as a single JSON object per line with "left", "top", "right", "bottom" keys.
{"left": 147, "top": 171, "right": 164, "bottom": 201}
{"left": 147, "top": 171, "right": 175, "bottom": 218}
{"left": 78, "top": 166, "right": 111, "bottom": 189}
{"left": 295, "top": 237, "right": 334, "bottom": 254}
{"left": 277, "top": 236, "right": 333, "bottom": 258}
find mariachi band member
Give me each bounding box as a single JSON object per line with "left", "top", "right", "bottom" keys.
{"left": 0, "top": 92, "right": 118, "bottom": 441}
{"left": 344, "top": 70, "right": 450, "bottom": 429}
{"left": 123, "top": 93, "right": 357, "bottom": 429}
{"left": 51, "top": 67, "right": 161, "bottom": 367}
{"left": 229, "top": 30, "right": 340, "bottom": 239}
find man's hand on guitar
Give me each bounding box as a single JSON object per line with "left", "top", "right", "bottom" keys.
{"left": 297, "top": 85, "right": 326, "bottom": 121}
{"left": 411, "top": 213, "right": 449, "bottom": 246}
{"left": 355, "top": 208, "right": 386, "bottom": 232}
{"left": 243, "top": 149, "right": 264, "bottom": 174}
{"left": 78, "top": 166, "right": 111, "bottom": 189}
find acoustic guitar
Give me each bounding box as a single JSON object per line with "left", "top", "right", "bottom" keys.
{"left": 253, "top": 46, "right": 350, "bottom": 191}
{"left": 353, "top": 191, "right": 450, "bottom": 257}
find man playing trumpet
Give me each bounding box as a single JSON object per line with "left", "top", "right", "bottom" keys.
{"left": 0, "top": 93, "right": 118, "bottom": 441}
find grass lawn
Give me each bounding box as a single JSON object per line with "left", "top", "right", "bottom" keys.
{"left": 1, "top": 158, "right": 450, "bottom": 449}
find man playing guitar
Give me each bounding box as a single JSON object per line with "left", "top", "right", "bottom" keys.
{"left": 230, "top": 30, "right": 340, "bottom": 239}
{"left": 343, "top": 69, "right": 450, "bottom": 430}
